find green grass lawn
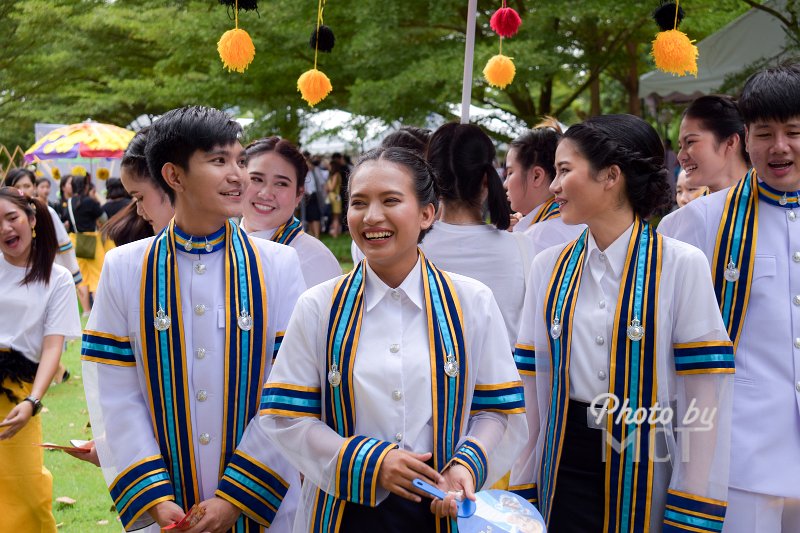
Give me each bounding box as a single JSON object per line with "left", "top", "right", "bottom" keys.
{"left": 40, "top": 234, "right": 352, "bottom": 531}
{"left": 42, "top": 336, "right": 123, "bottom": 532}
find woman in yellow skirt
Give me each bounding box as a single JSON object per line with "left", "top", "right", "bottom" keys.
{"left": 0, "top": 188, "right": 82, "bottom": 531}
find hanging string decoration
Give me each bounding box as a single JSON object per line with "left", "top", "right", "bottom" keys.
{"left": 217, "top": 0, "right": 256, "bottom": 73}
{"left": 651, "top": 1, "right": 698, "bottom": 77}
{"left": 298, "top": 0, "right": 333, "bottom": 106}
{"left": 484, "top": 1, "right": 521, "bottom": 89}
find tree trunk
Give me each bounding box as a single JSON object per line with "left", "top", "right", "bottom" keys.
{"left": 626, "top": 41, "right": 641, "bottom": 115}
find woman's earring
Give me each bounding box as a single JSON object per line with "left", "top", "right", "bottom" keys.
{"left": 31, "top": 227, "right": 36, "bottom": 238}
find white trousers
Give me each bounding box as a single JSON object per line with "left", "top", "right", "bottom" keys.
{"left": 722, "top": 487, "right": 800, "bottom": 533}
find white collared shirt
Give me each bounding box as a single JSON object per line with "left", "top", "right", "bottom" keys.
{"left": 513, "top": 207, "right": 540, "bottom": 234}
{"left": 659, "top": 186, "right": 800, "bottom": 497}
{"left": 82, "top": 234, "right": 306, "bottom": 532}
{"left": 262, "top": 256, "right": 527, "bottom": 533}
{"left": 569, "top": 223, "right": 633, "bottom": 402}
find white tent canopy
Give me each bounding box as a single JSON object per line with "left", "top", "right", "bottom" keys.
{"left": 639, "top": 0, "right": 791, "bottom": 102}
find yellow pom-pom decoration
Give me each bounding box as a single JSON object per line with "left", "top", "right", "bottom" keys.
{"left": 52, "top": 167, "right": 61, "bottom": 181}
{"left": 652, "top": 29, "right": 697, "bottom": 77}
{"left": 217, "top": 28, "right": 256, "bottom": 73}
{"left": 483, "top": 54, "right": 516, "bottom": 89}
{"left": 71, "top": 165, "right": 87, "bottom": 177}
{"left": 297, "top": 68, "right": 333, "bottom": 107}
{"left": 97, "top": 168, "right": 110, "bottom": 181}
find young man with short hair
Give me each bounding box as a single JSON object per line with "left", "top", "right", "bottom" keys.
{"left": 659, "top": 63, "right": 800, "bottom": 533}
{"left": 82, "top": 106, "right": 305, "bottom": 533}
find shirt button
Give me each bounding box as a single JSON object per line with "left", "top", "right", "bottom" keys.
{"left": 194, "top": 304, "right": 207, "bottom": 315}
{"left": 794, "top": 295, "right": 800, "bottom": 306}
{"left": 196, "top": 347, "right": 206, "bottom": 359}
{"left": 196, "top": 390, "right": 208, "bottom": 402}
{"left": 599, "top": 300, "right": 606, "bottom": 309}
{"left": 796, "top": 382, "right": 800, "bottom": 393}
{"left": 598, "top": 370, "right": 607, "bottom": 381}
{"left": 199, "top": 433, "right": 210, "bottom": 445}
{"left": 392, "top": 390, "right": 403, "bottom": 401}
{"left": 794, "top": 252, "right": 800, "bottom": 263}
{"left": 391, "top": 290, "right": 401, "bottom": 300}
{"left": 794, "top": 338, "right": 800, "bottom": 349}
{"left": 390, "top": 344, "right": 400, "bottom": 353}
{"left": 394, "top": 432, "right": 403, "bottom": 442}
{"left": 595, "top": 335, "right": 605, "bottom": 345}
{"left": 789, "top": 211, "right": 797, "bottom": 222}
{"left": 194, "top": 263, "right": 206, "bottom": 274}
{"left": 599, "top": 252, "right": 607, "bottom": 262}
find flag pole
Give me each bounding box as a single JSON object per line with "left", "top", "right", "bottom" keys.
{"left": 460, "top": 0, "right": 478, "bottom": 124}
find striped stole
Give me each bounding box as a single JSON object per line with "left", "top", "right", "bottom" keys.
{"left": 310, "top": 253, "right": 467, "bottom": 533}
{"left": 711, "top": 169, "right": 758, "bottom": 350}
{"left": 139, "top": 219, "right": 268, "bottom": 525}
{"left": 271, "top": 216, "right": 304, "bottom": 245}
{"left": 531, "top": 197, "right": 561, "bottom": 224}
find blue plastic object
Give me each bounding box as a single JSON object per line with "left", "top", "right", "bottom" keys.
{"left": 412, "top": 478, "right": 477, "bottom": 518}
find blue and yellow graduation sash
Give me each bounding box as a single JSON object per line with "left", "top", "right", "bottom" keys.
{"left": 270, "top": 216, "right": 304, "bottom": 245}
{"left": 711, "top": 169, "right": 758, "bottom": 350}
{"left": 540, "top": 220, "right": 660, "bottom": 532}
{"left": 140, "top": 220, "right": 269, "bottom": 529}
{"left": 531, "top": 197, "right": 561, "bottom": 224}
{"left": 309, "top": 253, "right": 468, "bottom": 533}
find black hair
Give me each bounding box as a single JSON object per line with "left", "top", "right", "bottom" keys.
{"left": 683, "top": 95, "right": 750, "bottom": 164}
{"left": 71, "top": 175, "right": 89, "bottom": 198}
{"left": 145, "top": 106, "right": 243, "bottom": 203}
{"left": 3, "top": 168, "right": 35, "bottom": 188}
{"left": 244, "top": 137, "right": 309, "bottom": 193}
{"left": 0, "top": 188, "right": 57, "bottom": 285}
{"left": 381, "top": 126, "right": 432, "bottom": 155}
{"left": 121, "top": 128, "right": 152, "bottom": 183}
{"left": 509, "top": 116, "right": 563, "bottom": 184}
{"left": 105, "top": 178, "right": 130, "bottom": 200}
{"left": 35, "top": 177, "right": 51, "bottom": 187}
{"left": 562, "top": 114, "right": 672, "bottom": 219}
{"left": 101, "top": 201, "right": 153, "bottom": 246}
{"left": 739, "top": 62, "right": 800, "bottom": 125}
{"left": 349, "top": 146, "right": 439, "bottom": 243}
{"left": 59, "top": 175, "right": 73, "bottom": 203}
{"left": 426, "top": 122, "right": 511, "bottom": 230}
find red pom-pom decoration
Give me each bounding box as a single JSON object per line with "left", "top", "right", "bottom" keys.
{"left": 490, "top": 7, "right": 522, "bottom": 38}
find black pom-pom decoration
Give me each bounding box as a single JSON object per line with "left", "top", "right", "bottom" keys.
{"left": 310, "top": 25, "right": 335, "bottom": 53}
{"left": 218, "top": 0, "right": 259, "bottom": 11}
{"left": 653, "top": 2, "right": 685, "bottom": 31}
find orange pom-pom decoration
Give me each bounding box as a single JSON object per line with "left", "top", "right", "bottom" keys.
{"left": 217, "top": 28, "right": 256, "bottom": 73}
{"left": 297, "top": 68, "right": 333, "bottom": 106}
{"left": 490, "top": 7, "right": 522, "bottom": 38}
{"left": 651, "top": 29, "right": 697, "bottom": 77}
{"left": 483, "top": 54, "right": 516, "bottom": 89}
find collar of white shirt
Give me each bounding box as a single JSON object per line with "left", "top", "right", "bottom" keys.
{"left": 585, "top": 222, "right": 634, "bottom": 280}
{"left": 364, "top": 257, "right": 424, "bottom": 312}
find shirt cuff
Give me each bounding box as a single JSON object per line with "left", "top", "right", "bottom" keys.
{"left": 109, "top": 455, "right": 174, "bottom": 530}
{"left": 446, "top": 437, "right": 488, "bottom": 491}
{"left": 215, "top": 450, "right": 290, "bottom": 528}
{"left": 334, "top": 435, "right": 397, "bottom": 506}
{"left": 663, "top": 488, "right": 727, "bottom": 532}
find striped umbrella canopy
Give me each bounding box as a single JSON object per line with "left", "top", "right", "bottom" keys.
{"left": 24, "top": 121, "right": 135, "bottom": 162}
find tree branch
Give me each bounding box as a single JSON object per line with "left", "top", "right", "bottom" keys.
{"left": 741, "top": 0, "right": 795, "bottom": 29}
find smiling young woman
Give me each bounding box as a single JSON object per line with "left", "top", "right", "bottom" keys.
{"left": 676, "top": 95, "right": 750, "bottom": 194}
{"left": 242, "top": 137, "right": 341, "bottom": 287}
{"left": 261, "top": 146, "right": 526, "bottom": 532}
{"left": 0, "top": 187, "right": 81, "bottom": 532}
{"left": 510, "top": 115, "right": 735, "bottom": 533}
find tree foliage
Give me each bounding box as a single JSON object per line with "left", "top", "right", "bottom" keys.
{"left": 0, "top": 0, "right": 755, "bottom": 149}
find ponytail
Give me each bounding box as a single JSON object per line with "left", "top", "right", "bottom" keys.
{"left": 427, "top": 123, "right": 511, "bottom": 230}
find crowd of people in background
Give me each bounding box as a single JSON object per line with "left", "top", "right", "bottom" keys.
{"left": 1, "top": 62, "right": 799, "bottom": 533}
